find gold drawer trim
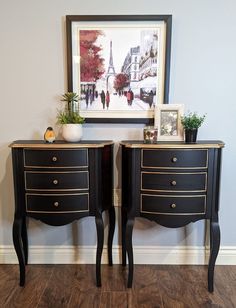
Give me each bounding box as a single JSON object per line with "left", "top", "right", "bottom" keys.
{"left": 141, "top": 149, "right": 208, "bottom": 169}
{"left": 141, "top": 171, "right": 207, "bottom": 192}
{"left": 23, "top": 148, "right": 88, "bottom": 169}
{"left": 140, "top": 194, "right": 206, "bottom": 216}
{"left": 25, "top": 192, "right": 89, "bottom": 214}
{"left": 24, "top": 170, "right": 89, "bottom": 191}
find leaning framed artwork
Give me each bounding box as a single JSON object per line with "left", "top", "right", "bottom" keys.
{"left": 154, "top": 104, "right": 184, "bottom": 141}
{"left": 66, "top": 15, "right": 172, "bottom": 123}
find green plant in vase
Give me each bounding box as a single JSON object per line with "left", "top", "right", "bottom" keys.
{"left": 57, "top": 92, "right": 85, "bottom": 142}
{"left": 181, "top": 112, "right": 206, "bottom": 143}
{"left": 58, "top": 92, "right": 84, "bottom": 124}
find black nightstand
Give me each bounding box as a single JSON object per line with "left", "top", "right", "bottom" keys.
{"left": 121, "top": 140, "right": 224, "bottom": 292}
{"left": 10, "top": 140, "right": 114, "bottom": 287}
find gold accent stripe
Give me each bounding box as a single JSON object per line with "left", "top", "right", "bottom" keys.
{"left": 25, "top": 188, "right": 89, "bottom": 192}
{"left": 24, "top": 166, "right": 88, "bottom": 169}
{"left": 140, "top": 212, "right": 205, "bottom": 216}
{"left": 10, "top": 141, "right": 113, "bottom": 148}
{"left": 24, "top": 170, "right": 88, "bottom": 174}
{"left": 23, "top": 148, "right": 89, "bottom": 169}
{"left": 120, "top": 142, "right": 224, "bottom": 149}
{"left": 27, "top": 210, "right": 89, "bottom": 214}
{"left": 141, "top": 171, "right": 207, "bottom": 192}
{"left": 140, "top": 194, "right": 206, "bottom": 216}
{"left": 141, "top": 149, "right": 208, "bottom": 169}
{"left": 25, "top": 192, "right": 89, "bottom": 214}
{"left": 24, "top": 170, "right": 89, "bottom": 191}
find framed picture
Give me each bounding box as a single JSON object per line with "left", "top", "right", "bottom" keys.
{"left": 154, "top": 104, "right": 184, "bottom": 141}
{"left": 66, "top": 15, "right": 172, "bottom": 123}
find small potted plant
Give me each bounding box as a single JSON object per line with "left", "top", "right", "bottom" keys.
{"left": 181, "top": 112, "right": 206, "bottom": 143}
{"left": 57, "top": 92, "right": 85, "bottom": 142}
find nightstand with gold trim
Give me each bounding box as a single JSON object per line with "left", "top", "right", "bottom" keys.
{"left": 10, "top": 140, "right": 114, "bottom": 287}
{"left": 121, "top": 140, "right": 224, "bottom": 292}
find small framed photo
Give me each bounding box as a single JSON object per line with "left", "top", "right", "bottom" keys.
{"left": 154, "top": 104, "right": 184, "bottom": 141}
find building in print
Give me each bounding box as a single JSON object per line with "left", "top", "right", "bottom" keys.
{"left": 139, "top": 30, "right": 158, "bottom": 106}
{"left": 121, "top": 46, "right": 140, "bottom": 83}
{"left": 139, "top": 30, "right": 158, "bottom": 80}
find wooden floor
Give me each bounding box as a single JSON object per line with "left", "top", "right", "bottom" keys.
{"left": 0, "top": 265, "right": 235, "bottom": 307}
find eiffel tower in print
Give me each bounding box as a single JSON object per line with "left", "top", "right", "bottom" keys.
{"left": 107, "top": 40, "right": 116, "bottom": 76}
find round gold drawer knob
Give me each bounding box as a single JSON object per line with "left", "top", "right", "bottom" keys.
{"left": 54, "top": 202, "right": 59, "bottom": 207}
{"left": 52, "top": 156, "right": 57, "bottom": 162}
{"left": 171, "top": 180, "right": 177, "bottom": 186}
{"left": 171, "top": 203, "right": 176, "bottom": 209}
{"left": 172, "top": 157, "right": 178, "bottom": 163}
{"left": 53, "top": 179, "right": 58, "bottom": 185}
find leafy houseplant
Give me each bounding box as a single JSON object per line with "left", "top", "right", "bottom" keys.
{"left": 57, "top": 92, "right": 84, "bottom": 124}
{"left": 57, "top": 92, "right": 85, "bottom": 142}
{"left": 181, "top": 112, "right": 206, "bottom": 143}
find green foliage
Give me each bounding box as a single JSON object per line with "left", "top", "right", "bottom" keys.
{"left": 181, "top": 112, "right": 206, "bottom": 130}
{"left": 57, "top": 92, "right": 85, "bottom": 124}
{"left": 57, "top": 110, "right": 85, "bottom": 124}
{"left": 61, "top": 92, "right": 79, "bottom": 102}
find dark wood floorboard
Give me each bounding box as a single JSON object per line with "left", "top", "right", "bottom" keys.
{"left": 0, "top": 265, "right": 54, "bottom": 308}
{"left": 0, "top": 265, "right": 235, "bottom": 308}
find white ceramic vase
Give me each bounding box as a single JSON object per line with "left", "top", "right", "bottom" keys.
{"left": 62, "top": 124, "right": 83, "bottom": 142}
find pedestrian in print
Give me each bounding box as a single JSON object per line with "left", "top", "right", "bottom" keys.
{"left": 105, "top": 90, "right": 110, "bottom": 110}
{"left": 149, "top": 90, "right": 154, "bottom": 108}
{"left": 127, "top": 89, "right": 133, "bottom": 105}
{"left": 130, "top": 89, "right": 134, "bottom": 106}
{"left": 85, "top": 89, "right": 89, "bottom": 108}
{"left": 89, "top": 89, "right": 93, "bottom": 105}
{"left": 127, "top": 90, "right": 131, "bottom": 105}
{"left": 100, "top": 90, "right": 105, "bottom": 109}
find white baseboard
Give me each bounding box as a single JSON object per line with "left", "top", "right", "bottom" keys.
{"left": 0, "top": 245, "right": 236, "bottom": 265}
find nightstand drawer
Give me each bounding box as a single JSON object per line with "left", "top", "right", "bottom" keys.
{"left": 26, "top": 193, "right": 89, "bottom": 213}
{"left": 24, "top": 149, "right": 88, "bottom": 168}
{"left": 25, "top": 171, "right": 89, "bottom": 191}
{"left": 142, "top": 149, "right": 208, "bottom": 169}
{"left": 141, "top": 172, "right": 207, "bottom": 192}
{"left": 141, "top": 194, "right": 206, "bottom": 215}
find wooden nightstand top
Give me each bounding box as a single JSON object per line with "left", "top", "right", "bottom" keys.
{"left": 9, "top": 140, "right": 114, "bottom": 149}
{"left": 120, "top": 140, "right": 225, "bottom": 149}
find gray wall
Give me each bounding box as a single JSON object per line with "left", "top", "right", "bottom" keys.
{"left": 0, "top": 0, "right": 235, "bottom": 248}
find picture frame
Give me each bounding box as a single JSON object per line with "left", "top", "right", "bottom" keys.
{"left": 66, "top": 15, "right": 172, "bottom": 123}
{"left": 154, "top": 104, "right": 184, "bottom": 141}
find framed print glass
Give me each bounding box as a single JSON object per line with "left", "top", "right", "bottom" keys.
{"left": 154, "top": 104, "right": 184, "bottom": 141}
{"left": 66, "top": 15, "right": 172, "bottom": 123}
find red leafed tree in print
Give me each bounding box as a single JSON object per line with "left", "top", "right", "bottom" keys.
{"left": 79, "top": 30, "right": 105, "bottom": 82}
{"left": 113, "top": 73, "right": 129, "bottom": 91}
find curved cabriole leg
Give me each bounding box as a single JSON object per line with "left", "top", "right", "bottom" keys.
{"left": 122, "top": 208, "right": 127, "bottom": 266}
{"left": 208, "top": 221, "right": 220, "bottom": 292}
{"left": 95, "top": 215, "right": 104, "bottom": 287}
{"left": 21, "top": 216, "right": 28, "bottom": 265}
{"left": 13, "top": 217, "right": 25, "bottom": 286}
{"left": 126, "top": 218, "right": 134, "bottom": 288}
{"left": 108, "top": 206, "right": 115, "bottom": 266}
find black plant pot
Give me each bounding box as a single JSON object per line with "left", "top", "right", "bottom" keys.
{"left": 185, "top": 129, "right": 198, "bottom": 143}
